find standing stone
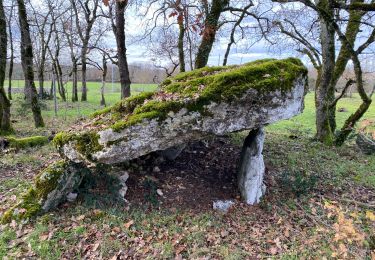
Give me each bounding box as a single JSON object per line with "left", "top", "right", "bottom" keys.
{"left": 238, "top": 128, "right": 266, "bottom": 205}
{"left": 118, "top": 171, "right": 129, "bottom": 200}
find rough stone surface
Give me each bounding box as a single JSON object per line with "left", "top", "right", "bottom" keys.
{"left": 57, "top": 60, "right": 307, "bottom": 165}
{"left": 213, "top": 200, "right": 235, "bottom": 212}
{"left": 1, "top": 161, "right": 89, "bottom": 223}
{"left": 238, "top": 128, "right": 266, "bottom": 205}
{"left": 41, "top": 163, "right": 89, "bottom": 211}
{"left": 118, "top": 171, "right": 129, "bottom": 200}
{"left": 94, "top": 82, "right": 304, "bottom": 165}
{"left": 67, "top": 192, "right": 78, "bottom": 202}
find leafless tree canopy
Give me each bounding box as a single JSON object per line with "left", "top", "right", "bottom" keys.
{"left": 0, "top": 0, "right": 374, "bottom": 143}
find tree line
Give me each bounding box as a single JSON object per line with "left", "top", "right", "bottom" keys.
{"left": 0, "top": 0, "right": 374, "bottom": 146}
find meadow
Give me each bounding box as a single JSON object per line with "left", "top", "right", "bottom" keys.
{"left": 0, "top": 82, "right": 374, "bottom": 259}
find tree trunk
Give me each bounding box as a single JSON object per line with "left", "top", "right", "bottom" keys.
{"left": 38, "top": 67, "right": 44, "bottom": 98}
{"left": 72, "top": 61, "right": 78, "bottom": 102}
{"left": 81, "top": 45, "right": 88, "bottom": 101}
{"left": 334, "top": 35, "right": 372, "bottom": 145}
{"left": 328, "top": 0, "right": 364, "bottom": 133}
{"left": 194, "top": 0, "right": 229, "bottom": 69}
{"left": 17, "top": 0, "right": 44, "bottom": 128}
{"left": 114, "top": 1, "right": 131, "bottom": 99}
{"left": 178, "top": 14, "right": 185, "bottom": 72}
{"left": 7, "top": 3, "right": 13, "bottom": 101}
{"left": 0, "top": 0, "right": 11, "bottom": 132}
{"left": 56, "top": 59, "right": 66, "bottom": 101}
{"left": 315, "top": 0, "right": 335, "bottom": 145}
{"left": 100, "top": 56, "right": 107, "bottom": 107}
{"left": 7, "top": 50, "right": 13, "bottom": 100}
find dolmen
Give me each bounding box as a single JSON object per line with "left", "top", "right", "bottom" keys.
{"left": 2, "top": 58, "right": 308, "bottom": 223}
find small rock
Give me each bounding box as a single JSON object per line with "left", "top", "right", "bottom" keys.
{"left": 118, "top": 171, "right": 129, "bottom": 200}
{"left": 119, "top": 171, "right": 129, "bottom": 183}
{"left": 156, "top": 189, "right": 163, "bottom": 196}
{"left": 66, "top": 192, "right": 78, "bottom": 202}
{"left": 153, "top": 166, "right": 160, "bottom": 173}
{"left": 213, "top": 200, "right": 235, "bottom": 213}
{"left": 119, "top": 186, "right": 128, "bottom": 199}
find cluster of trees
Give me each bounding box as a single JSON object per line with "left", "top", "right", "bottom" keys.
{"left": 0, "top": 0, "right": 374, "bottom": 146}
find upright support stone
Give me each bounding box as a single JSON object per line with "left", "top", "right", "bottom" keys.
{"left": 238, "top": 128, "right": 266, "bottom": 205}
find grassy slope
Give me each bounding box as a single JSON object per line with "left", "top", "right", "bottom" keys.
{"left": 0, "top": 85, "right": 374, "bottom": 259}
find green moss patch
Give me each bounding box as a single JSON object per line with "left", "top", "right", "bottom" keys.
{"left": 1, "top": 160, "right": 90, "bottom": 223}
{"left": 6, "top": 136, "right": 49, "bottom": 149}
{"left": 1, "top": 160, "right": 68, "bottom": 223}
{"left": 53, "top": 132, "right": 103, "bottom": 161}
{"left": 91, "top": 91, "right": 155, "bottom": 119}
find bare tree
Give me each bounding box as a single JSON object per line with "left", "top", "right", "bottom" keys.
{"left": 70, "top": 0, "right": 102, "bottom": 101}
{"left": 271, "top": 0, "right": 375, "bottom": 145}
{"left": 108, "top": 0, "right": 131, "bottom": 99}
{"left": 61, "top": 4, "right": 81, "bottom": 102}
{"left": 88, "top": 50, "right": 111, "bottom": 106}
{"left": 148, "top": 27, "right": 180, "bottom": 76}
{"left": 0, "top": 0, "right": 11, "bottom": 132}
{"left": 29, "top": 0, "right": 54, "bottom": 98}
{"left": 5, "top": 0, "right": 14, "bottom": 100}
{"left": 222, "top": 2, "right": 256, "bottom": 66}
{"left": 17, "top": 0, "right": 44, "bottom": 127}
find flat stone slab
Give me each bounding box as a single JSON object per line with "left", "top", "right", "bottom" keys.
{"left": 54, "top": 58, "right": 308, "bottom": 165}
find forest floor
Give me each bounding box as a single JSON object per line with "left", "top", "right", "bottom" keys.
{"left": 0, "top": 86, "right": 374, "bottom": 259}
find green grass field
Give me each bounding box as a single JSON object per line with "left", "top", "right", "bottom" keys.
{"left": 6, "top": 82, "right": 158, "bottom": 136}
{"left": 268, "top": 92, "right": 375, "bottom": 134}
{"left": 0, "top": 83, "right": 374, "bottom": 259}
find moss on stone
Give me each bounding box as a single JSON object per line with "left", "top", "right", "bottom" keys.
{"left": 91, "top": 91, "right": 155, "bottom": 119}
{"left": 1, "top": 160, "right": 68, "bottom": 223}
{"left": 111, "top": 111, "right": 164, "bottom": 132}
{"left": 104, "top": 58, "right": 306, "bottom": 132}
{"left": 6, "top": 136, "right": 49, "bottom": 149}
{"left": 56, "top": 58, "right": 307, "bottom": 138}
{"left": 53, "top": 131, "right": 103, "bottom": 161}
{"left": 34, "top": 160, "right": 67, "bottom": 199}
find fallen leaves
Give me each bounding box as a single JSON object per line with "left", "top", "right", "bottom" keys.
{"left": 124, "top": 220, "right": 134, "bottom": 229}
{"left": 366, "top": 210, "right": 375, "bottom": 222}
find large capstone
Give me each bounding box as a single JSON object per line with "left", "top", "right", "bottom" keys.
{"left": 53, "top": 58, "right": 308, "bottom": 165}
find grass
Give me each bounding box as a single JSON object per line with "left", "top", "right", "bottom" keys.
{"left": 0, "top": 82, "right": 374, "bottom": 259}
{"left": 6, "top": 82, "right": 158, "bottom": 137}
{"left": 268, "top": 92, "right": 375, "bottom": 134}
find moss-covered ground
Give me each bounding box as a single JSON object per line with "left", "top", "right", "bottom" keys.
{"left": 0, "top": 83, "right": 374, "bottom": 258}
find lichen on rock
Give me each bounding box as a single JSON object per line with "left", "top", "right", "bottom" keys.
{"left": 1, "top": 160, "right": 90, "bottom": 223}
